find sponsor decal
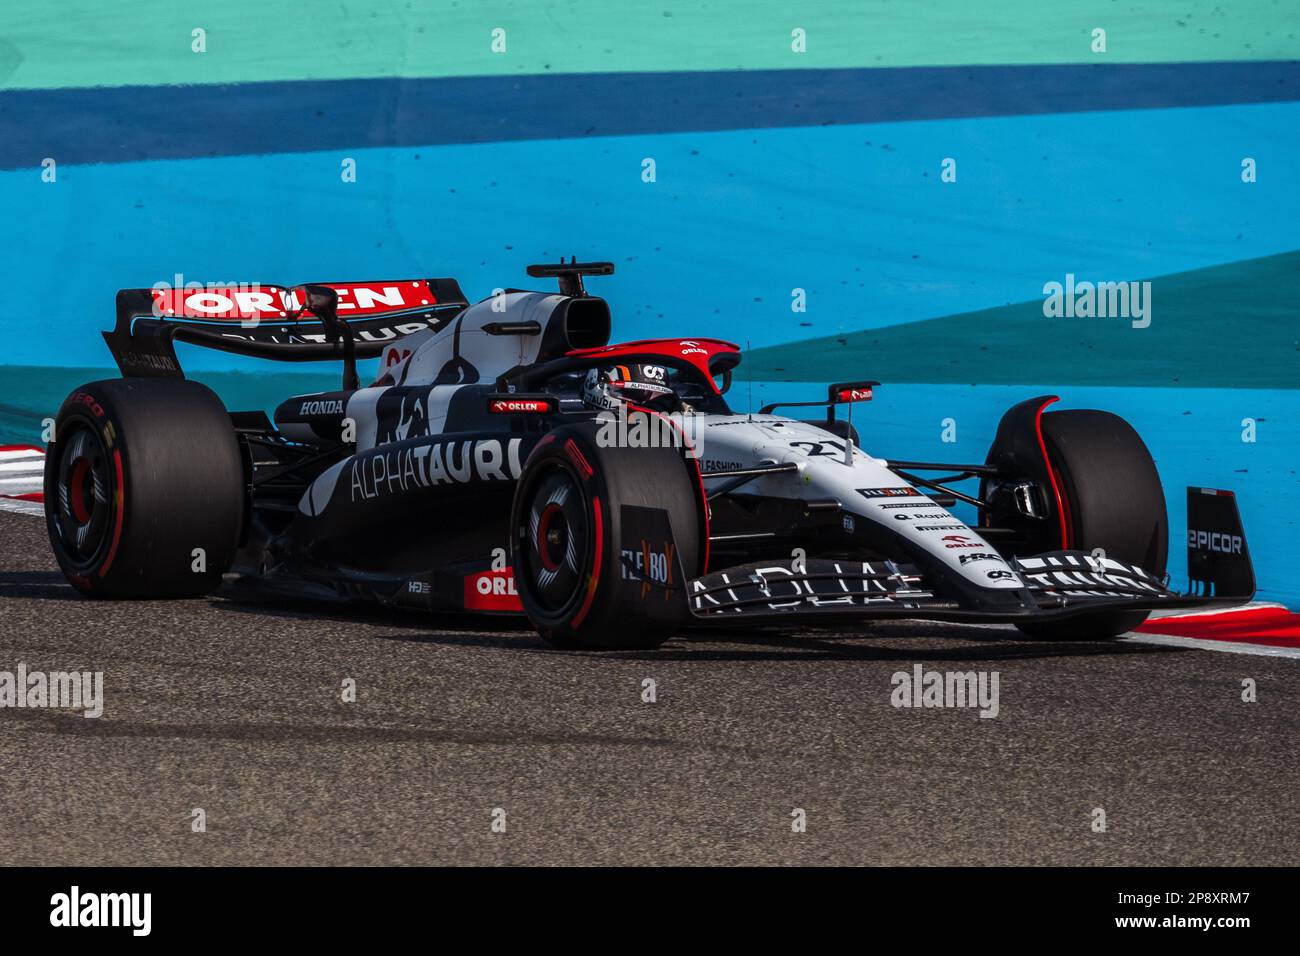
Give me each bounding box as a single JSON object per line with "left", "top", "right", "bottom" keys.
{"left": 407, "top": 580, "right": 431, "bottom": 594}
{"left": 892, "top": 511, "right": 949, "bottom": 521}
{"left": 464, "top": 569, "right": 522, "bottom": 611}
{"left": 1188, "top": 529, "right": 1243, "bottom": 555}
{"left": 299, "top": 399, "right": 344, "bottom": 416}
{"left": 914, "top": 524, "right": 966, "bottom": 532}
{"left": 489, "top": 398, "right": 552, "bottom": 414}
{"left": 958, "top": 552, "right": 1007, "bottom": 566}
{"left": 619, "top": 505, "right": 684, "bottom": 615}
{"left": 985, "top": 568, "right": 1017, "bottom": 581}
{"left": 118, "top": 350, "right": 179, "bottom": 373}
{"left": 611, "top": 379, "right": 673, "bottom": 397}
{"left": 842, "top": 514, "right": 856, "bottom": 533}
{"left": 879, "top": 501, "right": 921, "bottom": 510}
{"left": 940, "top": 534, "right": 984, "bottom": 549}
{"left": 678, "top": 340, "right": 707, "bottom": 355}
{"left": 71, "top": 392, "right": 106, "bottom": 419}
{"left": 858, "top": 487, "right": 921, "bottom": 499}
{"left": 690, "top": 559, "right": 937, "bottom": 613}
{"left": 348, "top": 438, "right": 522, "bottom": 501}
{"left": 150, "top": 281, "right": 437, "bottom": 321}
{"left": 836, "top": 386, "right": 873, "bottom": 403}
{"left": 701, "top": 459, "right": 743, "bottom": 473}
{"left": 621, "top": 538, "right": 678, "bottom": 600}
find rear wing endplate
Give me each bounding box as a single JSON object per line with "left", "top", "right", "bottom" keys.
{"left": 1186, "top": 486, "right": 1255, "bottom": 599}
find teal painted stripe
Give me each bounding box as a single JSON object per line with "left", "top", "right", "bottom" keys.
{"left": 747, "top": 252, "right": 1300, "bottom": 389}
{"left": 5, "top": 0, "right": 1299, "bottom": 90}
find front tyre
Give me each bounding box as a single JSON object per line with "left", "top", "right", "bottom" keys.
{"left": 510, "top": 420, "right": 703, "bottom": 650}
{"left": 1015, "top": 409, "right": 1168, "bottom": 641}
{"left": 44, "top": 379, "right": 245, "bottom": 598}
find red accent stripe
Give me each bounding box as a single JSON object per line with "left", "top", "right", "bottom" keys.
{"left": 564, "top": 439, "right": 594, "bottom": 479}
{"left": 98, "top": 449, "right": 126, "bottom": 578}
{"left": 1031, "top": 396, "right": 1068, "bottom": 549}
{"left": 626, "top": 403, "right": 710, "bottom": 573}
{"left": 1, "top": 492, "right": 43, "bottom": 502}
{"left": 571, "top": 496, "right": 603, "bottom": 628}
{"left": 1137, "top": 606, "right": 1300, "bottom": 648}
{"left": 690, "top": 454, "right": 710, "bottom": 574}
{"left": 0, "top": 444, "right": 47, "bottom": 455}
{"left": 69, "top": 458, "right": 92, "bottom": 522}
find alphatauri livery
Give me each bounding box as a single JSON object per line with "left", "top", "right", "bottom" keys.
{"left": 44, "top": 261, "right": 1255, "bottom": 649}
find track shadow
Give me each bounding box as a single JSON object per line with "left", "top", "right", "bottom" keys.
{"left": 0, "top": 705, "right": 692, "bottom": 750}
{"left": 210, "top": 589, "right": 536, "bottom": 636}
{"left": 13, "top": 574, "right": 1182, "bottom": 665}
{"left": 208, "top": 584, "right": 1185, "bottom": 663}
{"left": 0, "top": 570, "right": 80, "bottom": 601}
{"left": 591, "top": 627, "right": 1183, "bottom": 663}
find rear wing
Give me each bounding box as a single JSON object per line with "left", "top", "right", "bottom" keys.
{"left": 104, "top": 279, "right": 469, "bottom": 379}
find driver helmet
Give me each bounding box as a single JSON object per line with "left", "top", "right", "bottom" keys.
{"left": 581, "top": 364, "right": 677, "bottom": 412}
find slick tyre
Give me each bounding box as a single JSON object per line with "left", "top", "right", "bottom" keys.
{"left": 1015, "top": 409, "right": 1168, "bottom": 641}
{"left": 510, "top": 419, "right": 703, "bottom": 650}
{"left": 44, "top": 379, "right": 245, "bottom": 598}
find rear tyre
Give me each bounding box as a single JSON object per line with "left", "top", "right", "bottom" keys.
{"left": 510, "top": 419, "right": 702, "bottom": 649}
{"left": 44, "top": 379, "right": 245, "bottom": 598}
{"left": 1015, "top": 409, "right": 1168, "bottom": 641}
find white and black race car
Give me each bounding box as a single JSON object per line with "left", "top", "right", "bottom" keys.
{"left": 44, "top": 261, "right": 1255, "bottom": 648}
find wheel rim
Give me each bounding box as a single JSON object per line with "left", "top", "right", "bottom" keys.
{"left": 53, "top": 424, "right": 112, "bottom": 566}
{"left": 521, "top": 468, "right": 588, "bottom": 613}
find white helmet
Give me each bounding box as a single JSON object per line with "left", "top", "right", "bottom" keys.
{"left": 581, "top": 364, "right": 676, "bottom": 411}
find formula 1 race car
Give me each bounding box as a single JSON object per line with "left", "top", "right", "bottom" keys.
{"left": 44, "top": 261, "right": 1256, "bottom": 648}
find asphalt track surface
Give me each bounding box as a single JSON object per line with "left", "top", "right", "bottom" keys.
{"left": 1, "top": 510, "right": 1296, "bottom": 866}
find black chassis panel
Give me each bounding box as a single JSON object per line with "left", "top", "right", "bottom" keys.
{"left": 239, "top": 406, "right": 563, "bottom": 606}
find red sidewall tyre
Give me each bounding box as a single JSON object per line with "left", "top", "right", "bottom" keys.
{"left": 44, "top": 379, "right": 245, "bottom": 598}
{"left": 1016, "top": 409, "right": 1168, "bottom": 640}
{"left": 510, "top": 420, "right": 703, "bottom": 649}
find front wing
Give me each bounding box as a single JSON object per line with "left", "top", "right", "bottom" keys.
{"left": 684, "top": 551, "right": 1245, "bottom": 625}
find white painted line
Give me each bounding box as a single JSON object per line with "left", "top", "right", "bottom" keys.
{"left": 0, "top": 448, "right": 44, "bottom": 460}
{"left": 1121, "top": 632, "right": 1300, "bottom": 660}
{"left": 1145, "top": 601, "right": 1286, "bottom": 621}
{"left": 0, "top": 461, "right": 45, "bottom": 473}
{"left": 0, "top": 498, "right": 43, "bottom": 517}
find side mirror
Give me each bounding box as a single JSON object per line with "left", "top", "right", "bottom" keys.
{"left": 293, "top": 285, "right": 359, "bottom": 391}
{"left": 828, "top": 380, "right": 878, "bottom": 404}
